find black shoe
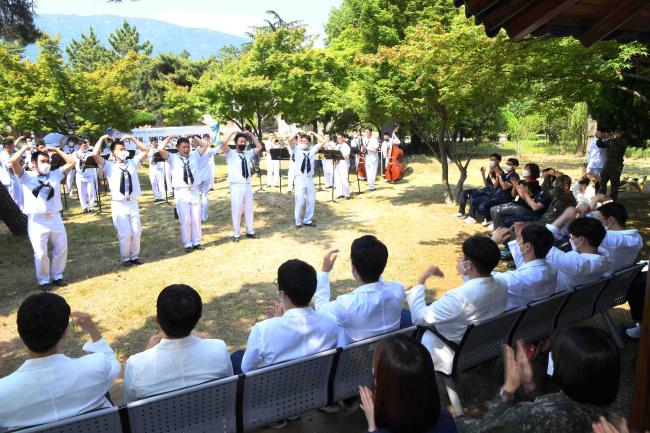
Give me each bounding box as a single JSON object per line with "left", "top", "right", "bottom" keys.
{"left": 295, "top": 224, "right": 302, "bottom": 229}
{"left": 246, "top": 233, "right": 257, "bottom": 239}
{"left": 193, "top": 244, "right": 205, "bottom": 250}
{"left": 304, "top": 222, "right": 316, "bottom": 227}
{"left": 122, "top": 260, "right": 132, "bottom": 267}
{"left": 39, "top": 284, "right": 51, "bottom": 291}
{"left": 233, "top": 237, "right": 240, "bottom": 242}
{"left": 52, "top": 279, "right": 68, "bottom": 287}
{"left": 184, "top": 246, "right": 193, "bottom": 253}
{"left": 345, "top": 196, "right": 351, "bottom": 200}
{"left": 130, "top": 258, "right": 144, "bottom": 265}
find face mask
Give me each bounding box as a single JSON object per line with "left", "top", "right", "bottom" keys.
{"left": 38, "top": 163, "right": 51, "bottom": 175}
{"left": 569, "top": 237, "right": 581, "bottom": 251}
{"left": 300, "top": 143, "right": 309, "bottom": 150}
{"left": 117, "top": 150, "right": 129, "bottom": 161}
{"left": 457, "top": 260, "right": 471, "bottom": 282}
{"left": 523, "top": 170, "right": 530, "bottom": 177}
{"left": 504, "top": 164, "right": 512, "bottom": 172}
{"left": 237, "top": 144, "right": 246, "bottom": 152}
{"left": 489, "top": 160, "right": 496, "bottom": 168}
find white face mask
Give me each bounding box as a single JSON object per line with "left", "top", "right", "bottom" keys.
{"left": 523, "top": 170, "right": 530, "bottom": 177}
{"left": 489, "top": 160, "right": 496, "bottom": 168}
{"left": 504, "top": 164, "right": 512, "bottom": 172}
{"left": 38, "top": 163, "right": 51, "bottom": 175}
{"left": 117, "top": 150, "right": 129, "bottom": 161}
{"left": 569, "top": 237, "right": 581, "bottom": 251}
{"left": 300, "top": 143, "right": 309, "bottom": 150}
{"left": 457, "top": 259, "right": 471, "bottom": 282}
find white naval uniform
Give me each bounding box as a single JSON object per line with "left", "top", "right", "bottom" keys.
{"left": 62, "top": 143, "right": 79, "bottom": 197}
{"left": 293, "top": 145, "right": 320, "bottom": 226}
{"left": 363, "top": 136, "right": 380, "bottom": 190}
{"left": 195, "top": 147, "right": 216, "bottom": 221}
{"left": 75, "top": 150, "right": 97, "bottom": 211}
{"left": 287, "top": 146, "right": 296, "bottom": 192}
{"left": 169, "top": 151, "right": 205, "bottom": 248}
{"left": 148, "top": 149, "right": 165, "bottom": 200}
{"left": 381, "top": 139, "right": 391, "bottom": 174}
{"left": 226, "top": 148, "right": 256, "bottom": 238}
{"left": 406, "top": 277, "right": 508, "bottom": 374}
{"left": 123, "top": 336, "right": 233, "bottom": 403}
{"left": 265, "top": 140, "right": 280, "bottom": 187}
{"left": 586, "top": 136, "right": 606, "bottom": 176}
{"left": 241, "top": 307, "right": 338, "bottom": 373}
{"left": 334, "top": 142, "right": 351, "bottom": 198}
{"left": 19, "top": 168, "right": 68, "bottom": 285}
{"left": 0, "top": 338, "right": 120, "bottom": 430}
{"left": 314, "top": 272, "right": 405, "bottom": 346}
{"left": 102, "top": 157, "right": 143, "bottom": 262}
{"left": 599, "top": 229, "right": 643, "bottom": 274}
{"left": 0, "top": 149, "right": 23, "bottom": 209}
{"left": 322, "top": 141, "right": 336, "bottom": 188}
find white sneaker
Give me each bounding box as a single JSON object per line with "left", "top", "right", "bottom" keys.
{"left": 486, "top": 222, "right": 494, "bottom": 230}
{"left": 464, "top": 217, "right": 477, "bottom": 224}
{"left": 626, "top": 323, "right": 641, "bottom": 339}
{"left": 481, "top": 220, "right": 490, "bottom": 226}
{"left": 451, "top": 212, "right": 465, "bottom": 218}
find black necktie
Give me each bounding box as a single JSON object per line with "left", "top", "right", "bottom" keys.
{"left": 182, "top": 157, "right": 194, "bottom": 185}
{"left": 32, "top": 178, "right": 54, "bottom": 201}
{"left": 119, "top": 166, "right": 133, "bottom": 197}
{"left": 239, "top": 154, "right": 249, "bottom": 179}
{"left": 301, "top": 152, "right": 311, "bottom": 174}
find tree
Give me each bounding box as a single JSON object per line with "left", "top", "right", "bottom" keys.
{"left": 108, "top": 20, "right": 153, "bottom": 57}
{"left": 0, "top": 0, "right": 39, "bottom": 44}
{"left": 66, "top": 27, "right": 114, "bottom": 72}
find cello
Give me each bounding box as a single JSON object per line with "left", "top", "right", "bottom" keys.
{"left": 385, "top": 127, "right": 405, "bottom": 182}
{"left": 355, "top": 132, "right": 367, "bottom": 179}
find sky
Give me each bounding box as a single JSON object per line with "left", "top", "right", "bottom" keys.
{"left": 35, "top": 0, "right": 341, "bottom": 42}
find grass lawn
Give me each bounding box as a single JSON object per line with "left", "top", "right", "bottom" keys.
{"left": 0, "top": 153, "right": 648, "bottom": 411}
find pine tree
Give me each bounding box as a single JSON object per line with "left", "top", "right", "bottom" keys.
{"left": 108, "top": 20, "right": 153, "bottom": 57}
{"left": 66, "top": 27, "right": 114, "bottom": 72}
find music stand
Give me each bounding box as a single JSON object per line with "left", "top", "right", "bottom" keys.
{"left": 270, "top": 148, "right": 291, "bottom": 194}
{"left": 82, "top": 156, "right": 104, "bottom": 214}
{"left": 323, "top": 150, "right": 345, "bottom": 202}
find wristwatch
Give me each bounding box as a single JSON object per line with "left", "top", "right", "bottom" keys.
{"left": 499, "top": 387, "right": 515, "bottom": 402}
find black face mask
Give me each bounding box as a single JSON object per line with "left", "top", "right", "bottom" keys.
{"left": 237, "top": 145, "right": 246, "bottom": 152}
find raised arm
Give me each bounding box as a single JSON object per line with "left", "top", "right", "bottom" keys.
{"left": 123, "top": 134, "right": 150, "bottom": 162}
{"left": 47, "top": 146, "right": 76, "bottom": 175}
{"left": 158, "top": 136, "right": 176, "bottom": 160}
{"left": 245, "top": 130, "right": 263, "bottom": 155}
{"left": 92, "top": 135, "right": 111, "bottom": 168}
{"left": 221, "top": 131, "right": 235, "bottom": 155}
{"left": 10, "top": 143, "right": 34, "bottom": 177}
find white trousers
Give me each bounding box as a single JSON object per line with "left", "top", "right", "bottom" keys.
{"left": 295, "top": 178, "right": 316, "bottom": 225}
{"left": 174, "top": 188, "right": 202, "bottom": 248}
{"left": 149, "top": 164, "right": 165, "bottom": 200}
{"left": 230, "top": 182, "right": 254, "bottom": 237}
{"left": 76, "top": 173, "right": 96, "bottom": 211}
{"left": 209, "top": 162, "right": 215, "bottom": 190}
{"left": 27, "top": 213, "right": 67, "bottom": 285}
{"left": 322, "top": 160, "right": 334, "bottom": 187}
{"left": 199, "top": 179, "right": 211, "bottom": 221}
{"left": 266, "top": 155, "right": 280, "bottom": 187}
{"left": 335, "top": 161, "right": 351, "bottom": 198}
{"left": 66, "top": 169, "right": 76, "bottom": 197}
{"left": 111, "top": 199, "right": 141, "bottom": 261}
{"left": 287, "top": 162, "right": 295, "bottom": 192}
{"left": 365, "top": 153, "right": 379, "bottom": 190}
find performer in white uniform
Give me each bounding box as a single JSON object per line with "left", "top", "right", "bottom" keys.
{"left": 334, "top": 133, "right": 351, "bottom": 199}
{"left": 361, "top": 128, "right": 380, "bottom": 191}
{"left": 193, "top": 138, "right": 216, "bottom": 222}
{"left": 264, "top": 132, "right": 280, "bottom": 188}
{"left": 222, "top": 130, "right": 263, "bottom": 241}
{"left": 11, "top": 144, "right": 76, "bottom": 290}
{"left": 61, "top": 137, "right": 79, "bottom": 198}
{"left": 148, "top": 137, "right": 165, "bottom": 202}
{"left": 321, "top": 134, "right": 336, "bottom": 188}
{"left": 293, "top": 132, "right": 323, "bottom": 228}
{"left": 203, "top": 133, "right": 216, "bottom": 191}
{"left": 1, "top": 137, "right": 24, "bottom": 209}
{"left": 586, "top": 132, "right": 607, "bottom": 177}
{"left": 157, "top": 135, "right": 211, "bottom": 252}
{"left": 93, "top": 134, "right": 150, "bottom": 266}
{"left": 74, "top": 139, "right": 97, "bottom": 213}
{"left": 286, "top": 135, "right": 297, "bottom": 193}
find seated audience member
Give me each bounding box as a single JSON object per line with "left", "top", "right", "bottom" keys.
{"left": 491, "top": 224, "right": 557, "bottom": 309}
{"left": 0, "top": 293, "right": 120, "bottom": 429}
{"left": 233, "top": 259, "right": 337, "bottom": 373}
{"left": 314, "top": 236, "right": 405, "bottom": 346}
{"left": 514, "top": 217, "right": 610, "bottom": 292}
{"left": 123, "top": 285, "right": 233, "bottom": 402}
{"left": 538, "top": 174, "right": 577, "bottom": 225}
{"left": 539, "top": 167, "right": 556, "bottom": 187}
{"left": 454, "top": 153, "right": 501, "bottom": 219}
{"left": 467, "top": 158, "right": 520, "bottom": 225}
{"left": 489, "top": 164, "right": 547, "bottom": 228}
{"left": 359, "top": 335, "right": 457, "bottom": 433}
{"left": 405, "top": 236, "right": 507, "bottom": 374}
{"left": 456, "top": 327, "right": 621, "bottom": 433}
{"left": 572, "top": 175, "right": 596, "bottom": 208}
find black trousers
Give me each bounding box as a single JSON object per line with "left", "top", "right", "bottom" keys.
{"left": 599, "top": 167, "right": 623, "bottom": 201}
{"left": 628, "top": 271, "right": 647, "bottom": 322}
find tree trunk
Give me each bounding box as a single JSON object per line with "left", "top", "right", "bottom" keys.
{"left": 437, "top": 109, "right": 453, "bottom": 204}
{"left": 0, "top": 183, "right": 27, "bottom": 235}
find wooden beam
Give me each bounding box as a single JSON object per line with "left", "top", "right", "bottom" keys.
{"left": 578, "top": 0, "right": 648, "bottom": 47}
{"left": 505, "top": 0, "right": 581, "bottom": 40}
{"left": 629, "top": 266, "right": 650, "bottom": 433}
{"left": 463, "top": 0, "right": 502, "bottom": 16}
{"left": 481, "top": 0, "right": 537, "bottom": 32}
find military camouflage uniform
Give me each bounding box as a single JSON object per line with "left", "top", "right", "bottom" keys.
{"left": 456, "top": 391, "right": 615, "bottom": 433}
{"left": 598, "top": 136, "right": 628, "bottom": 201}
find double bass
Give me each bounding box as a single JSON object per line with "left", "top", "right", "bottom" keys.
{"left": 355, "top": 133, "right": 367, "bottom": 179}
{"left": 385, "top": 127, "right": 405, "bottom": 182}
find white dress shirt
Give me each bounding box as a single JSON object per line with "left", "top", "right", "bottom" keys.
{"left": 599, "top": 229, "right": 643, "bottom": 274}
{"left": 123, "top": 335, "right": 233, "bottom": 403}
{"left": 0, "top": 150, "right": 11, "bottom": 185}
{"left": 19, "top": 168, "right": 64, "bottom": 215}
{"left": 545, "top": 246, "right": 611, "bottom": 292}
{"left": 586, "top": 136, "right": 606, "bottom": 171}
{"left": 102, "top": 158, "right": 143, "bottom": 201}
{"left": 293, "top": 146, "right": 320, "bottom": 181}
{"left": 241, "top": 307, "right": 338, "bottom": 373}
{"left": 494, "top": 241, "right": 558, "bottom": 309}
{"left": 405, "top": 277, "right": 508, "bottom": 375}
{"left": 363, "top": 136, "right": 380, "bottom": 161}
{"left": 0, "top": 339, "right": 120, "bottom": 430}
{"left": 168, "top": 152, "right": 204, "bottom": 189}
{"left": 314, "top": 272, "right": 405, "bottom": 346}
{"left": 195, "top": 147, "right": 216, "bottom": 183}
{"left": 225, "top": 149, "right": 255, "bottom": 184}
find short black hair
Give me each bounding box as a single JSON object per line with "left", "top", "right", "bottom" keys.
{"left": 597, "top": 202, "right": 628, "bottom": 227}
{"left": 525, "top": 163, "right": 540, "bottom": 179}
{"left": 234, "top": 133, "right": 248, "bottom": 143}
{"left": 176, "top": 137, "right": 190, "bottom": 146}
{"left": 462, "top": 236, "right": 500, "bottom": 276}
{"left": 351, "top": 235, "right": 388, "bottom": 283}
{"left": 35, "top": 139, "right": 46, "bottom": 148}
{"left": 277, "top": 259, "right": 317, "bottom": 307}
{"left": 489, "top": 153, "right": 502, "bottom": 162}
{"left": 521, "top": 224, "right": 554, "bottom": 259}
{"left": 156, "top": 284, "right": 203, "bottom": 338}
{"left": 2, "top": 138, "right": 12, "bottom": 148}
{"left": 578, "top": 177, "right": 590, "bottom": 186}
{"left": 568, "top": 217, "right": 606, "bottom": 248}
{"left": 31, "top": 150, "right": 50, "bottom": 163}
{"left": 365, "top": 127, "right": 373, "bottom": 132}
{"left": 298, "top": 133, "right": 312, "bottom": 143}
{"left": 551, "top": 326, "right": 620, "bottom": 406}
{"left": 150, "top": 137, "right": 158, "bottom": 142}
{"left": 17, "top": 293, "right": 70, "bottom": 353}
{"left": 506, "top": 158, "right": 519, "bottom": 167}
{"left": 109, "top": 140, "right": 125, "bottom": 152}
